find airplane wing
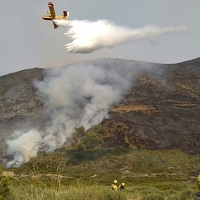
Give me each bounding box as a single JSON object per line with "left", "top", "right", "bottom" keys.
{"left": 48, "top": 2, "right": 56, "bottom": 18}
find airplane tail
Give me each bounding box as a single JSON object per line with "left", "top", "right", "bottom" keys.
{"left": 62, "top": 11, "right": 69, "bottom": 19}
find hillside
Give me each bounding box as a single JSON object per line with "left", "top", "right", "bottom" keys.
{"left": 105, "top": 58, "right": 200, "bottom": 154}
{"left": 0, "top": 58, "right": 200, "bottom": 166}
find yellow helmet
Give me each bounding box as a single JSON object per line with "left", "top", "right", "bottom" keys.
{"left": 122, "top": 183, "right": 125, "bottom": 186}
{"left": 114, "top": 180, "right": 117, "bottom": 184}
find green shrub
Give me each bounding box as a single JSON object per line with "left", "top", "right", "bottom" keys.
{"left": 74, "top": 126, "right": 85, "bottom": 137}
{"left": 71, "top": 126, "right": 85, "bottom": 145}
{"left": 141, "top": 193, "right": 164, "bottom": 200}
{"left": 82, "top": 133, "right": 103, "bottom": 149}
{"left": 94, "top": 125, "right": 109, "bottom": 137}
{"left": 179, "top": 188, "right": 193, "bottom": 200}
{"left": 0, "top": 166, "right": 10, "bottom": 200}
{"left": 103, "top": 190, "right": 127, "bottom": 200}
{"left": 170, "top": 188, "right": 194, "bottom": 200}
{"left": 77, "top": 143, "right": 85, "bottom": 151}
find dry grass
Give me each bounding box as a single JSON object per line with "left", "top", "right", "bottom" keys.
{"left": 110, "top": 104, "right": 156, "bottom": 114}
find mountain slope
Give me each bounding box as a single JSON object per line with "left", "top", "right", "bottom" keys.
{"left": 105, "top": 60, "right": 200, "bottom": 153}
{"left": 0, "top": 58, "right": 200, "bottom": 165}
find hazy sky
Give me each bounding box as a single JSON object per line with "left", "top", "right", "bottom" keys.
{"left": 0, "top": 0, "right": 200, "bottom": 76}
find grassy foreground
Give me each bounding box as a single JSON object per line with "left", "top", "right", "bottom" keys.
{"left": 6, "top": 179, "right": 198, "bottom": 200}
{"left": 3, "top": 125, "right": 200, "bottom": 199}
{"left": 3, "top": 147, "right": 200, "bottom": 200}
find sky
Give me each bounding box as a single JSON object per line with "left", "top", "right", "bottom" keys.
{"left": 0, "top": 0, "right": 200, "bottom": 76}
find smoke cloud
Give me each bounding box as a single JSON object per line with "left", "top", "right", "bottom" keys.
{"left": 6, "top": 129, "right": 41, "bottom": 168}
{"left": 6, "top": 63, "right": 133, "bottom": 167}
{"left": 54, "top": 19, "right": 188, "bottom": 53}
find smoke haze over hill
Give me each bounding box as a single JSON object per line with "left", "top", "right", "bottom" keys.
{"left": 5, "top": 63, "right": 134, "bottom": 167}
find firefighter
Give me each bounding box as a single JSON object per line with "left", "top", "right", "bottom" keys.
{"left": 197, "top": 174, "right": 200, "bottom": 189}
{"left": 119, "top": 182, "right": 125, "bottom": 191}
{"left": 111, "top": 180, "right": 118, "bottom": 191}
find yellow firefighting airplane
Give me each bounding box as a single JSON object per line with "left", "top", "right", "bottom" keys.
{"left": 42, "top": 2, "right": 69, "bottom": 29}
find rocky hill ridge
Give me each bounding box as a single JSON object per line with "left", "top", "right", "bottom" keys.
{"left": 0, "top": 58, "right": 200, "bottom": 164}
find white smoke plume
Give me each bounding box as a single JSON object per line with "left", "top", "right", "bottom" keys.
{"left": 6, "top": 63, "right": 133, "bottom": 167}
{"left": 53, "top": 19, "right": 188, "bottom": 53}
{"left": 6, "top": 129, "right": 41, "bottom": 168}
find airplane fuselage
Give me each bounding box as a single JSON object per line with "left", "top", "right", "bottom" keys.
{"left": 42, "top": 15, "right": 67, "bottom": 21}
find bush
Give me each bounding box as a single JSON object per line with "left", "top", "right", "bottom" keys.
{"left": 0, "top": 166, "right": 10, "bottom": 200}
{"left": 170, "top": 188, "right": 194, "bottom": 200}
{"left": 95, "top": 125, "right": 109, "bottom": 137}
{"left": 141, "top": 193, "right": 164, "bottom": 200}
{"left": 82, "top": 133, "right": 103, "bottom": 149}
{"left": 179, "top": 188, "right": 193, "bottom": 200}
{"left": 77, "top": 143, "right": 85, "bottom": 151}
{"left": 104, "top": 190, "right": 127, "bottom": 200}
